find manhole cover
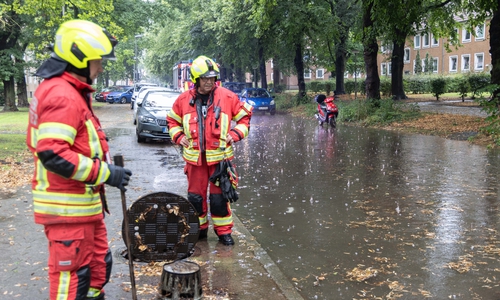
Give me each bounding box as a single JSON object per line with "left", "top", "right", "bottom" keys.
{"left": 122, "top": 191, "right": 200, "bottom": 262}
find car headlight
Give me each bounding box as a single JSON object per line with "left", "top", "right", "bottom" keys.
{"left": 139, "top": 115, "right": 156, "bottom": 123}
{"left": 270, "top": 100, "right": 275, "bottom": 105}
{"left": 247, "top": 100, "right": 256, "bottom": 106}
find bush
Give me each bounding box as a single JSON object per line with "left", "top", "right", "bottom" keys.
{"left": 468, "top": 72, "right": 490, "bottom": 99}
{"left": 430, "top": 77, "right": 447, "bottom": 101}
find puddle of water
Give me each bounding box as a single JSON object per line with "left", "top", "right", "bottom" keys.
{"left": 234, "top": 114, "right": 500, "bottom": 299}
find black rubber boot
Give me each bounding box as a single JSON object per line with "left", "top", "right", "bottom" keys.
{"left": 218, "top": 234, "right": 235, "bottom": 245}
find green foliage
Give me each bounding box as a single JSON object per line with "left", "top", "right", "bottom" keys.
{"left": 455, "top": 75, "right": 470, "bottom": 101}
{"left": 467, "top": 72, "right": 491, "bottom": 98}
{"left": 337, "top": 98, "right": 421, "bottom": 125}
{"left": 380, "top": 77, "right": 391, "bottom": 96}
{"left": 430, "top": 77, "right": 447, "bottom": 101}
{"left": 274, "top": 93, "right": 296, "bottom": 110}
{"left": 478, "top": 85, "right": 500, "bottom": 146}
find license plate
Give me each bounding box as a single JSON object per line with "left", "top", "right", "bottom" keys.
{"left": 258, "top": 107, "right": 268, "bottom": 110}
{"left": 162, "top": 127, "right": 168, "bottom": 133}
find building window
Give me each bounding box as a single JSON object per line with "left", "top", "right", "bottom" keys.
{"left": 270, "top": 59, "right": 274, "bottom": 69}
{"left": 414, "top": 35, "right": 421, "bottom": 49}
{"left": 432, "top": 58, "right": 438, "bottom": 73}
{"left": 304, "top": 69, "right": 311, "bottom": 79}
{"left": 316, "top": 69, "right": 324, "bottom": 79}
{"left": 404, "top": 48, "right": 410, "bottom": 63}
{"left": 431, "top": 35, "right": 439, "bottom": 46}
{"left": 344, "top": 71, "right": 349, "bottom": 78}
{"left": 381, "top": 63, "right": 387, "bottom": 76}
{"left": 270, "top": 72, "right": 273, "bottom": 80}
{"left": 388, "top": 62, "right": 392, "bottom": 75}
{"left": 449, "top": 56, "right": 458, "bottom": 72}
{"left": 475, "top": 24, "right": 485, "bottom": 40}
{"left": 462, "top": 28, "right": 471, "bottom": 42}
{"left": 475, "top": 53, "right": 484, "bottom": 70}
{"left": 423, "top": 33, "right": 430, "bottom": 48}
{"left": 461, "top": 54, "right": 470, "bottom": 71}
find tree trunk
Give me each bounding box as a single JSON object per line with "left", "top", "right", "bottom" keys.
{"left": 3, "top": 77, "right": 19, "bottom": 112}
{"left": 362, "top": 0, "right": 380, "bottom": 100}
{"left": 334, "top": 34, "right": 348, "bottom": 95}
{"left": 490, "top": 3, "right": 500, "bottom": 111}
{"left": 391, "top": 34, "right": 408, "bottom": 100}
{"left": 294, "top": 42, "right": 306, "bottom": 99}
{"left": 17, "top": 76, "right": 29, "bottom": 107}
{"left": 258, "top": 43, "right": 267, "bottom": 90}
{"left": 272, "top": 58, "right": 282, "bottom": 92}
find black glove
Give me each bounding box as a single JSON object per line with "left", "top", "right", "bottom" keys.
{"left": 106, "top": 164, "right": 132, "bottom": 192}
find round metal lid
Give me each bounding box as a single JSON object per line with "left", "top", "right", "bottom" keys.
{"left": 122, "top": 191, "right": 200, "bottom": 262}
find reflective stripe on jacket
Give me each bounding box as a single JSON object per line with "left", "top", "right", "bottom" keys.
{"left": 167, "top": 86, "right": 253, "bottom": 165}
{"left": 26, "top": 72, "right": 112, "bottom": 225}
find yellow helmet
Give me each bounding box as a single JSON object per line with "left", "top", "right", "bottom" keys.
{"left": 190, "top": 55, "right": 220, "bottom": 83}
{"left": 54, "top": 19, "right": 117, "bottom": 69}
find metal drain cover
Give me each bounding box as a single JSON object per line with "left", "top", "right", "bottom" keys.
{"left": 122, "top": 191, "right": 200, "bottom": 262}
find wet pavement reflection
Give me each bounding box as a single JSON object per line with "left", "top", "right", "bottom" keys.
{"left": 233, "top": 113, "right": 500, "bottom": 299}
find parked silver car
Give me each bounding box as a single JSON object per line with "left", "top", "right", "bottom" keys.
{"left": 130, "top": 82, "right": 158, "bottom": 109}
{"left": 135, "top": 91, "right": 179, "bottom": 143}
{"left": 133, "top": 87, "right": 172, "bottom": 124}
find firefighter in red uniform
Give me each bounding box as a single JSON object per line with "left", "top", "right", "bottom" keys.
{"left": 26, "top": 20, "right": 132, "bottom": 300}
{"left": 167, "top": 55, "right": 253, "bottom": 245}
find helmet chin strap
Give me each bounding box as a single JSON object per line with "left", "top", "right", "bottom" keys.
{"left": 65, "top": 63, "right": 92, "bottom": 84}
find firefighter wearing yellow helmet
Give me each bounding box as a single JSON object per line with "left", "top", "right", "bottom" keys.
{"left": 27, "top": 19, "right": 131, "bottom": 300}
{"left": 167, "top": 55, "right": 253, "bottom": 246}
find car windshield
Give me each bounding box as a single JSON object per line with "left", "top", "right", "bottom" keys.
{"left": 143, "top": 93, "right": 177, "bottom": 108}
{"left": 247, "top": 89, "right": 270, "bottom": 98}
{"left": 224, "top": 83, "right": 247, "bottom": 93}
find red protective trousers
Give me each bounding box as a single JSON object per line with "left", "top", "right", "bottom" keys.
{"left": 185, "top": 154, "right": 234, "bottom": 236}
{"left": 45, "top": 219, "right": 111, "bottom": 300}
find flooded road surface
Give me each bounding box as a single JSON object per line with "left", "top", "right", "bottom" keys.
{"left": 233, "top": 113, "right": 500, "bottom": 299}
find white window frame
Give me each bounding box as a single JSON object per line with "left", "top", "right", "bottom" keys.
{"left": 475, "top": 24, "right": 485, "bottom": 40}
{"left": 316, "top": 68, "right": 324, "bottom": 79}
{"left": 414, "top": 35, "right": 421, "bottom": 49}
{"left": 381, "top": 63, "right": 387, "bottom": 76}
{"left": 344, "top": 71, "right": 349, "bottom": 78}
{"left": 461, "top": 54, "right": 470, "bottom": 72}
{"left": 270, "top": 72, "right": 273, "bottom": 80}
{"left": 404, "top": 48, "right": 410, "bottom": 63}
{"left": 270, "top": 59, "right": 274, "bottom": 69}
{"left": 421, "top": 59, "right": 425, "bottom": 72}
{"left": 423, "top": 33, "right": 430, "bottom": 48}
{"left": 462, "top": 28, "right": 471, "bottom": 43}
{"left": 475, "top": 53, "right": 484, "bottom": 71}
{"left": 304, "top": 69, "right": 311, "bottom": 79}
{"left": 432, "top": 57, "right": 438, "bottom": 73}
{"left": 431, "top": 34, "right": 439, "bottom": 47}
{"left": 388, "top": 62, "right": 392, "bottom": 75}
{"left": 449, "top": 56, "right": 458, "bottom": 72}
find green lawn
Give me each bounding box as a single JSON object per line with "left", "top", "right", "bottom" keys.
{"left": 0, "top": 107, "right": 29, "bottom": 160}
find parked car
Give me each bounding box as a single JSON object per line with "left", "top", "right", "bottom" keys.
{"left": 240, "top": 88, "right": 276, "bottom": 115}
{"left": 106, "top": 86, "right": 133, "bottom": 104}
{"left": 95, "top": 86, "right": 121, "bottom": 102}
{"left": 133, "top": 87, "right": 172, "bottom": 125}
{"left": 131, "top": 82, "right": 159, "bottom": 109}
{"left": 136, "top": 91, "right": 178, "bottom": 143}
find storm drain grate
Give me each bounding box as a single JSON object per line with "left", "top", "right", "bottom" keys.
{"left": 122, "top": 191, "right": 200, "bottom": 262}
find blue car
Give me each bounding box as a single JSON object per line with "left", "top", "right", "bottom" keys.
{"left": 240, "top": 88, "right": 276, "bottom": 115}
{"left": 106, "top": 86, "right": 133, "bottom": 104}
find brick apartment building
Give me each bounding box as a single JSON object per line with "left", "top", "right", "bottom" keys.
{"left": 265, "top": 20, "right": 491, "bottom": 90}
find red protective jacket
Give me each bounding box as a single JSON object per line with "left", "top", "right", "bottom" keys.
{"left": 167, "top": 86, "right": 253, "bottom": 165}
{"left": 26, "top": 72, "right": 112, "bottom": 225}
